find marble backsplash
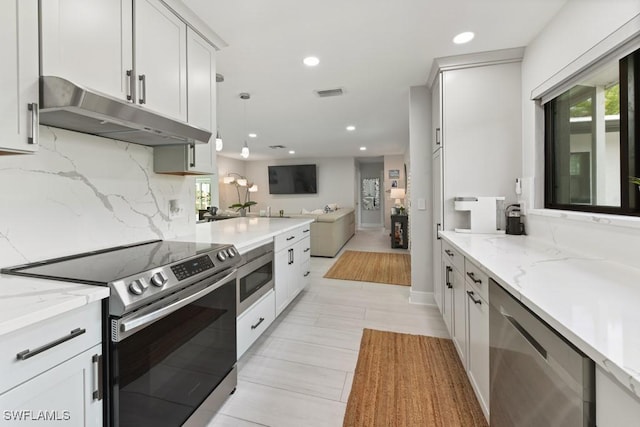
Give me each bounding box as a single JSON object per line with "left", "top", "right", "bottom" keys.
{"left": 0, "top": 126, "right": 196, "bottom": 267}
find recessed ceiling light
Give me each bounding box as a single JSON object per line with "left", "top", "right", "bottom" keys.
{"left": 303, "top": 56, "right": 320, "bottom": 67}
{"left": 346, "top": 125, "right": 356, "bottom": 131}
{"left": 248, "top": 133, "right": 257, "bottom": 138}
{"left": 453, "top": 32, "right": 474, "bottom": 44}
{"left": 288, "top": 150, "right": 295, "bottom": 154}
{"left": 360, "top": 146, "right": 366, "bottom": 151}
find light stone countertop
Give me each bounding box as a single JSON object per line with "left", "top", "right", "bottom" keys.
{"left": 172, "top": 217, "right": 315, "bottom": 253}
{"left": 439, "top": 230, "right": 640, "bottom": 399}
{"left": 0, "top": 274, "right": 109, "bottom": 337}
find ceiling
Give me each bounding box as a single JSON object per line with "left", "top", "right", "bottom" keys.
{"left": 183, "top": 0, "right": 567, "bottom": 161}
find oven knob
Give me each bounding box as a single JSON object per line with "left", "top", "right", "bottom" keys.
{"left": 150, "top": 272, "right": 167, "bottom": 287}
{"left": 227, "top": 247, "right": 236, "bottom": 258}
{"left": 217, "top": 251, "right": 227, "bottom": 262}
{"left": 128, "top": 279, "right": 147, "bottom": 295}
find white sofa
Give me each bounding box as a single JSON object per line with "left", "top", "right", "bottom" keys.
{"left": 287, "top": 208, "right": 355, "bottom": 257}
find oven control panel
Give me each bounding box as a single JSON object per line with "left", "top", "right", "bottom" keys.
{"left": 171, "top": 255, "right": 215, "bottom": 281}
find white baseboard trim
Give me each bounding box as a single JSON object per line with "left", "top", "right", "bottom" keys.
{"left": 409, "top": 289, "right": 435, "bottom": 306}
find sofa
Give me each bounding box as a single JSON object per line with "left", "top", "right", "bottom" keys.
{"left": 288, "top": 207, "right": 355, "bottom": 257}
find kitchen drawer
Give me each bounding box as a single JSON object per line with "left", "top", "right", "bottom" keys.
{"left": 464, "top": 258, "right": 489, "bottom": 302}
{"left": 237, "top": 289, "right": 275, "bottom": 359}
{"left": 274, "top": 224, "right": 310, "bottom": 252}
{"left": 442, "top": 240, "right": 464, "bottom": 273}
{"left": 0, "top": 302, "right": 101, "bottom": 394}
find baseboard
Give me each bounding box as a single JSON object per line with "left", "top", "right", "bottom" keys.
{"left": 409, "top": 289, "right": 435, "bottom": 306}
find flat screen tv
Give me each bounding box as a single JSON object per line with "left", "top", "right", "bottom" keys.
{"left": 268, "top": 164, "right": 317, "bottom": 194}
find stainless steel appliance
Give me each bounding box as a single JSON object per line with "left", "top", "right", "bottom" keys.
{"left": 3, "top": 240, "right": 241, "bottom": 426}
{"left": 505, "top": 203, "right": 525, "bottom": 235}
{"left": 489, "top": 279, "right": 595, "bottom": 426}
{"left": 237, "top": 243, "right": 274, "bottom": 315}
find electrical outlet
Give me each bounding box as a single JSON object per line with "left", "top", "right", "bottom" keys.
{"left": 168, "top": 199, "right": 184, "bottom": 219}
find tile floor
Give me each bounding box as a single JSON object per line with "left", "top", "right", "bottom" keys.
{"left": 201, "top": 227, "right": 449, "bottom": 426}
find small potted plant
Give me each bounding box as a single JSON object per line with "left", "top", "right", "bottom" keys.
{"left": 229, "top": 201, "right": 257, "bottom": 217}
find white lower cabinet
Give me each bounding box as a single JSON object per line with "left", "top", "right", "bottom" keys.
{"left": 596, "top": 366, "right": 640, "bottom": 427}
{"left": 442, "top": 260, "right": 454, "bottom": 335}
{"left": 451, "top": 265, "right": 466, "bottom": 366}
{"left": 0, "top": 344, "right": 102, "bottom": 425}
{"left": 465, "top": 282, "right": 490, "bottom": 419}
{"left": 0, "top": 302, "right": 103, "bottom": 425}
{"left": 237, "top": 290, "right": 275, "bottom": 359}
{"left": 274, "top": 226, "right": 311, "bottom": 316}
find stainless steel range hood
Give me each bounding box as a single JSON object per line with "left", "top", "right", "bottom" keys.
{"left": 39, "top": 76, "right": 211, "bottom": 146}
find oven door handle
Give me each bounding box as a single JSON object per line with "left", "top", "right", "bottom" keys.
{"left": 119, "top": 269, "right": 237, "bottom": 338}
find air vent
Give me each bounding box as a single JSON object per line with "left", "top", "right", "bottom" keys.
{"left": 269, "top": 145, "right": 286, "bottom": 149}
{"left": 315, "top": 88, "right": 344, "bottom": 98}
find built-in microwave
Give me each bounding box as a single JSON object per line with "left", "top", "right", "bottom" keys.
{"left": 237, "top": 243, "right": 274, "bottom": 315}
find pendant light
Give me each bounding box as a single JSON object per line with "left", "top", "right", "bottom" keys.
{"left": 240, "top": 92, "right": 250, "bottom": 159}
{"left": 215, "top": 131, "right": 223, "bottom": 152}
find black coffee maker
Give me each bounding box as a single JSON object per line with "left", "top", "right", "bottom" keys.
{"left": 505, "top": 204, "right": 525, "bottom": 235}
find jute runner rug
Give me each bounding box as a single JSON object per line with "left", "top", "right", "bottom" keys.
{"left": 343, "top": 329, "right": 488, "bottom": 427}
{"left": 323, "top": 251, "right": 411, "bottom": 286}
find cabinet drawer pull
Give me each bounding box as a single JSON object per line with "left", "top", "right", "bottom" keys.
{"left": 304, "top": 271, "right": 310, "bottom": 277}
{"left": 28, "top": 103, "right": 39, "bottom": 145}
{"left": 302, "top": 229, "right": 310, "bottom": 233}
{"left": 436, "top": 128, "right": 441, "bottom": 145}
{"left": 286, "top": 236, "right": 295, "bottom": 241}
{"left": 445, "top": 249, "right": 454, "bottom": 257}
{"left": 251, "top": 317, "right": 265, "bottom": 330}
{"left": 126, "top": 69, "right": 135, "bottom": 101}
{"left": 16, "top": 328, "right": 86, "bottom": 361}
{"left": 138, "top": 74, "right": 146, "bottom": 104}
{"left": 466, "top": 272, "right": 482, "bottom": 284}
{"left": 304, "top": 247, "right": 310, "bottom": 253}
{"left": 466, "top": 290, "right": 482, "bottom": 305}
{"left": 92, "top": 354, "right": 103, "bottom": 401}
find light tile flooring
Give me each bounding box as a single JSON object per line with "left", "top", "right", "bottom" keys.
{"left": 202, "top": 228, "right": 449, "bottom": 427}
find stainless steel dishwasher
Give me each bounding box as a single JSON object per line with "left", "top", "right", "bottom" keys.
{"left": 489, "top": 279, "right": 595, "bottom": 426}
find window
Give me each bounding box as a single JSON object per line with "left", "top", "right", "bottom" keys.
{"left": 545, "top": 47, "right": 639, "bottom": 215}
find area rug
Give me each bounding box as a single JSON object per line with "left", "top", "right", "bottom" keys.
{"left": 343, "top": 329, "right": 488, "bottom": 427}
{"left": 323, "top": 251, "right": 411, "bottom": 286}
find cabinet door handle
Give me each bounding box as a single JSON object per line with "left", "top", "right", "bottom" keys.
{"left": 436, "top": 223, "right": 441, "bottom": 240}
{"left": 126, "top": 69, "right": 135, "bottom": 101}
{"left": 16, "top": 328, "right": 86, "bottom": 361}
{"left": 467, "top": 290, "right": 482, "bottom": 305}
{"left": 138, "top": 74, "right": 146, "bottom": 104}
{"left": 28, "top": 103, "right": 39, "bottom": 145}
{"left": 304, "top": 271, "right": 310, "bottom": 277}
{"left": 92, "top": 354, "right": 103, "bottom": 401}
{"left": 286, "top": 236, "right": 295, "bottom": 241}
{"left": 291, "top": 248, "right": 294, "bottom": 264}
{"left": 436, "top": 128, "right": 441, "bottom": 145}
{"left": 466, "top": 272, "right": 482, "bottom": 284}
{"left": 251, "top": 317, "right": 265, "bottom": 330}
{"left": 445, "top": 266, "right": 452, "bottom": 289}
{"left": 445, "top": 249, "right": 454, "bottom": 257}
{"left": 189, "top": 143, "right": 196, "bottom": 167}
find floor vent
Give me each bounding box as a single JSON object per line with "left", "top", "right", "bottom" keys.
{"left": 315, "top": 88, "right": 344, "bottom": 97}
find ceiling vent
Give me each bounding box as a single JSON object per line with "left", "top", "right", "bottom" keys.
{"left": 269, "top": 145, "right": 286, "bottom": 149}
{"left": 315, "top": 88, "right": 344, "bottom": 98}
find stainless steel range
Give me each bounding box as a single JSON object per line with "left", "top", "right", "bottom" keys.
{"left": 3, "top": 240, "right": 242, "bottom": 426}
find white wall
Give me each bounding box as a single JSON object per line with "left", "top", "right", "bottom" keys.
{"left": 242, "top": 157, "right": 356, "bottom": 214}
{"left": 409, "top": 86, "right": 432, "bottom": 303}
{"left": 521, "top": 0, "right": 640, "bottom": 263}
{"left": 0, "top": 127, "right": 195, "bottom": 267}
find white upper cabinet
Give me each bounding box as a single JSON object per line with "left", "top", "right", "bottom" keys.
{"left": 41, "top": 0, "right": 195, "bottom": 123}
{"left": 152, "top": 28, "right": 216, "bottom": 175}
{"left": 134, "top": 0, "right": 187, "bottom": 121}
{"left": 40, "top": 0, "right": 133, "bottom": 100}
{"left": 0, "top": 0, "right": 39, "bottom": 154}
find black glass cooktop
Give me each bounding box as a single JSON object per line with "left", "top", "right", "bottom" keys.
{"left": 2, "top": 240, "right": 229, "bottom": 285}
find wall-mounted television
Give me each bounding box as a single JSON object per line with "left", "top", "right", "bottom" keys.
{"left": 268, "top": 164, "right": 317, "bottom": 194}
